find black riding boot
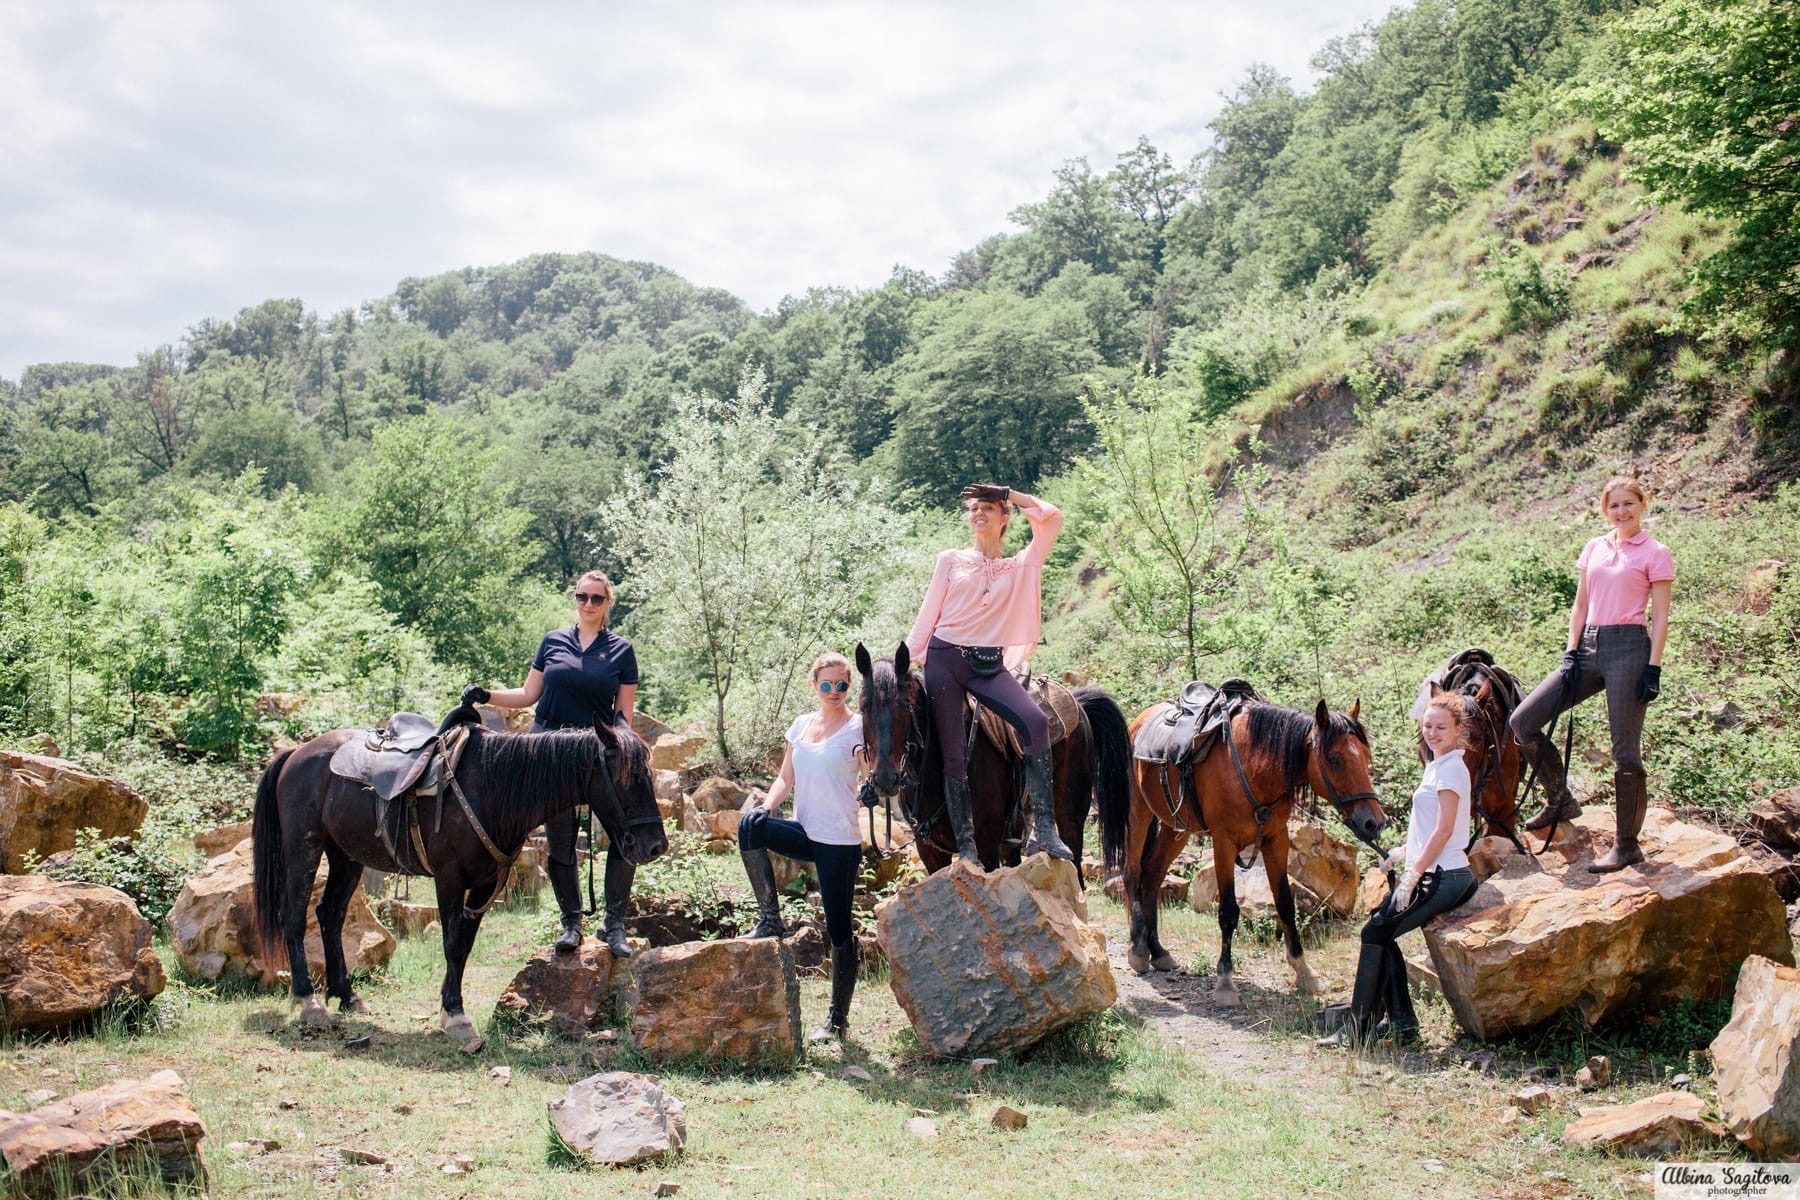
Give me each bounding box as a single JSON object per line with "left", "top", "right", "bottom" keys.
{"left": 1589, "top": 767, "right": 1647, "bottom": 873}
{"left": 810, "top": 940, "right": 857, "bottom": 1043}
{"left": 1520, "top": 736, "right": 1582, "bottom": 832}
{"left": 945, "top": 775, "right": 982, "bottom": 865}
{"left": 1316, "top": 942, "right": 1388, "bottom": 1048}
{"left": 1020, "top": 749, "right": 1073, "bottom": 862}
{"left": 740, "top": 846, "right": 788, "bottom": 939}
{"left": 600, "top": 852, "right": 635, "bottom": 958}
{"left": 547, "top": 858, "right": 584, "bottom": 954}
{"left": 1376, "top": 942, "right": 1420, "bottom": 1045}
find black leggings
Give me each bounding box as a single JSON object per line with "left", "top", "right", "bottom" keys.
{"left": 924, "top": 637, "right": 1049, "bottom": 779}
{"left": 738, "top": 811, "right": 860, "bottom": 947}
{"left": 1356, "top": 866, "right": 1477, "bottom": 1028}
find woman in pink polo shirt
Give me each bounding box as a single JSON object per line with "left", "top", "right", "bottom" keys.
{"left": 1511, "top": 476, "right": 1674, "bottom": 871}
{"left": 905, "top": 483, "right": 1069, "bottom": 866}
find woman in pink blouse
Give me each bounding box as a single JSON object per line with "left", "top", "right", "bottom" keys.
{"left": 905, "top": 483, "right": 1069, "bottom": 866}
{"left": 1511, "top": 476, "right": 1674, "bottom": 871}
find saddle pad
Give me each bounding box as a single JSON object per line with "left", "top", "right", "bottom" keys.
{"left": 971, "top": 675, "right": 1081, "bottom": 759}
{"left": 329, "top": 732, "right": 444, "bottom": 802}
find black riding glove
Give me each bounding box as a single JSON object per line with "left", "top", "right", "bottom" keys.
{"left": 460, "top": 685, "right": 490, "bottom": 706}
{"left": 858, "top": 781, "right": 881, "bottom": 809}
{"left": 1559, "top": 649, "right": 1583, "bottom": 677}
{"left": 1636, "top": 665, "right": 1661, "bottom": 704}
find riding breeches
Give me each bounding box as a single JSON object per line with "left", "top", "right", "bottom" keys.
{"left": 923, "top": 637, "right": 1049, "bottom": 779}
{"left": 1509, "top": 624, "right": 1651, "bottom": 774}
{"left": 737, "top": 812, "right": 860, "bottom": 947}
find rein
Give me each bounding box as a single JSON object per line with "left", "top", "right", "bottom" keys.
{"left": 1216, "top": 714, "right": 1385, "bottom": 860}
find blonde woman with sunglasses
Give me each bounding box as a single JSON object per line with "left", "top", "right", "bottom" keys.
{"left": 462, "top": 570, "right": 641, "bottom": 956}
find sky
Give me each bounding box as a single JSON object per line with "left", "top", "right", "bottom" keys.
{"left": 0, "top": 0, "right": 1400, "bottom": 381}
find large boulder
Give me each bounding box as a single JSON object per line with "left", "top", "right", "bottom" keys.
{"left": 689, "top": 776, "right": 748, "bottom": 814}
{"left": 1424, "top": 809, "right": 1794, "bottom": 1040}
{"left": 0, "top": 876, "right": 166, "bottom": 1032}
{"left": 167, "top": 840, "right": 395, "bottom": 985}
{"left": 1287, "top": 821, "right": 1359, "bottom": 917}
{"left": 649, "top": 732, "right": 707, "bottom": 773}
{"left": 1712, "top": 954, "right": 1800, "bottom": 1158}
{"left": 630, "top": 938, "right": 802, "bottom": 1064}
{"left": 877, "top": 854, "right": 1115, "bottom": 1058}
{"left": 496, "top": 938, "right": 620, "bottom": 1038}
{"left": 0, "top": 750, "right": 147, "bottom": 873}
{"left": 1748, "top": 787, "right": 1800, "bottom": 854}
{"left": 1561, "top": 1091, "right": 1723, "bottom": 1156}
{"left": 547, "top": 1072, "right": 685, "bottom": 1166}
{"left": 0, "top": 1069, "right": 206, "bottom": 1193}
{"left": 192, "top": 820, "right": 252, "bottom": 860}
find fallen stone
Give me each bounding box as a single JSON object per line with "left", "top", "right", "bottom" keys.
{"left": 690, "top": 776, "right": 747, "bottom": 814}
{"left": 1423, "top": 809, "right": 1793, "bottom": 1039}
{"left": 991, "top": 1106, "right": 1028, "bottom": 1131}
{"left": 0, "top": 1069, "right": 206, "bottom": 1192}
{"left": 1711, "top": 953, "right": 1800, "bottom": 1158}
{"left": 167, "top": 839, "right": 395, "bottom": 986}
{"left": 904, "top": 1117, "right": 937, "bottom": 1139}
{"left": 341, "top": 1147, "right": 387, "bottom": 1165}
{"left": 1512, "top": 1086, "right": 1551, "bottom": 1115}
{"left": 1748, "top": 788, "right": 1800, "bottom": 853}
{"left": 495, "top": 937, "right": 618, "bottom": 1038}
{"left": 1585, "top": 1055, "right": 1611, "bottom": 1087}
{"left": 192, "top": 820, "right": 253, "bottom": 860}
{"left": 656, "top": 1183, "right": 681, "bottom": 1197}
{"left": 454, "top": 1153, "right": 475, "bottom": 1170}
{"left": 1288, "top": 820, "right": 1359, "bottom": 917}
{"left": 840, "top": 1066, "right": 872, "bottom": 1082}
{"left": 548, "top": 1072, "right": 686, "bottom": 1166}
{"left": 1561, "top": 1092, "right": 1723, "bottom": 1156}
{"left": 1672, "top": 1073, "right": 1691, "bottom": 1090}
{"left": 877, "top": 854, "right": 1116, "bottom": 1058}
{"left": 1107, "top": 873, "right": 1187, "bottom": 906}
{"left": 0, "top": 875, "right": 166, "bottom": 1032}
{"left": 1496, "top": 1107, "right": 1521, "bottom": 1128}
{"left": 649, "top": 733, "right": 707, "bottom": 774}
{"left": 631, "top": 938, "right": 801, "bottom": 1064}
{"left": 1575, "top": 1066, "right": 1600, "bottom": 1091}
{"left": 376, "top": 898, "right": 440, "bottom": 938}
{"left": 971, "top": 1058, "right": 998, "bottom": 1076}
{"left": 0, "top": 750, "right": 148, "bottom": 873}
{"left": 1745, "top": 842, "right": 1800, "bottom": 904}
{"left": 489, "top": 1066, "right": 511, "bottom": 1087}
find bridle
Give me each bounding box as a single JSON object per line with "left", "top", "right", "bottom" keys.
{"left": 871, "top": 675, "right": 956, "bottom": 859}
{"left": 1305, "top": 729, "right": 1386, "bottom": 857}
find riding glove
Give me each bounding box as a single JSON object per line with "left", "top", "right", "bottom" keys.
{"left": 1379, "top": 846, "right": 1407, "bottom": 873}
{"left": 461, "top": 685, "right": 491, "bottom": 706}
{"left": 1395, "top": 868, "right": 1422, "bottom": 910}
{"left": 857, "top": 781, "right": 881, "bottom": 809}
{"left": 1636, "top": 665, "right": 1661, "bottom": 704}
{"left": 1559, "top": 649, "right": 1583, "bottom": 677}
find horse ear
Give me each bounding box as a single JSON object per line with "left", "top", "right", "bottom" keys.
{"left": 855, "top": 642, "right": 873, "bottom": 677}
{"left": 1427, "top": 681, "right": 1443, "bottom": 697}
{"left": 592, "top": 714, "right": 619, "bottom": 750}
{"left": 1473, "top": 677, "right": 1494, "bottom": 704}
{"left": 1314, "top": 698, "right": 1330, "bottom": 729}
{"left": 1349, "top": 697, "right": 1361, "bottom": 722}
{"left": 894, "top": 642, "right": 910, "bottom": 678}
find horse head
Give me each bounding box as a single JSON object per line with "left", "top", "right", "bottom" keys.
{"left": 855, "top": 641, "right": 913, "bottom": 799}
{"left": 590, "top": 715, "right": 669, "bottom": 866}
{"left": 1309, "top": 698, "right": 1388, "bottom": 849}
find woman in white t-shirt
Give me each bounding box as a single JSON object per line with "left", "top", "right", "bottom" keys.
{"left": 737, "top": 652, "right": 870, "bottom": 1043}
{"left": 1317, "top": 691, "right": 1481, "bottom": 1049}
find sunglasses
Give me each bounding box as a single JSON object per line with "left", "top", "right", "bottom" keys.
{"left": 817, "top": 680, "right": 850, "bottom": 695}
{"left": 574, "top": 592, "right": 611, "bottom": 606}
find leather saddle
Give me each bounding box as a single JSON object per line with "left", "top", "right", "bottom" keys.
{"left": 1440, "top": 647, "right": 1522, "bottom": 711}
{"left": 1133, "top": 677, "right": 1263, "bottom": 766}
{"left": 328, "top": 714, "right": 474, "bottom": 876}
{"left": 970, "top": 675, "right": 1082, "bottom": 759}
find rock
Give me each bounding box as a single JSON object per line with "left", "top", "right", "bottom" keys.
{"left": 19, "top": 734, "right": 59, "bottom": 759}
{"left": 1466, "top": 836, "right": 1517, "bottom": 884}
{"left": 1561, "top": 1092, "right": 1723, "bottom": 1156}
{"left": 1749, "top": 788, "right": 1800, "bottom": 854}
{"left": 489, "top": 1066, "right": 511, "bottom": 1086}
{"left": 1672, "top": 1073, "right": 1691, "bottom": 1090}
{"left": 905, "top": 1116, "right": 937, "bottom": 1139}
{"left": 1512, "top": 1086, "right": 1551, "bottom": 1115}
{"left": 653, "top": 771, "right": 683, "bottom": 822}
{"left": 1287, "top": 821, "right": 1359, "bottom": 917}
{"left": 0, "top": 1069, "right": 206, "bottom": 1191}
{"left": 1575, "top": 1066, "right": 1600, "bottom": 1091}
{"left": 1745, "top": 843, "right": 1800, "bottom": 903}
{"left": 1585, "top": 1055, "right": 1611, "bottom": 1087}
{"left": 877, "top": 854, "right": 1116, "bottom": 1058}
{"left": 690, "top": 807, "right": 740, "bottom": 843}
{"left": 631, "top": 938, "right": 802, "bottom": 1064}
{"left": 495, "top": 938, "right": 619, "bottom": 1038}
{"left": 1357, "top": 867, "right": 1388, "bottom": 915}
{"left": 770, "top": 851, "right": 816, "bottom": 893}
{"left": 547, "top": 1072, "right": 686, "bottom": 1166}
{"left": 192, "top": 820, "right": 253, "bottom": 859}
{"left": 1711, "top": 954, "right": 1800, "bottom": 1157}
{"left": 1496, "top": 1107, "right": 1520, "bottom": 1128}
{"left": 689, "top": 777, "right": 748, "bottom": 814}
{"left": 1423, "top": 809, "right": 1793, "bottom": 1039}
{"left": 0, "top": 750, "right": 148, "bottom": 873}
{"left": 840, "top": 1066, "right": 872, "bottom": 1082}
{"left": 656, "top": 1182, "right": 681, "bottom": 1197}
{"left": 23, "top": 1090, "right": 56, "bottom": 1107}
{"left": 631, "top": 712, "right": 673, "bottom": 743}
{"left": 990, "top": 1106, "right": 1028, "bottom": 1131}
{"left": 971, "top": 1058, "right": 998, "bottom": 1075}
{"left": 376, "top": 898, "right": 440, "bottom": 938}
{"left": 167, "top": 839, "right": 395, "bottom": 986}
{"left": 1744, "top": 559, "right": 1788, "bottom": 615}
{"left": 1707, "top": 700, "right": 1746, "bottom": 730}
{"left": 649, "top": 733, "right": 707, "bottom": 774}
{"left": 1108, "top": 873, "right": 1187, "bottom": 906}
{"left": 0, "top": 875, "right": 166, "bottom": 1032}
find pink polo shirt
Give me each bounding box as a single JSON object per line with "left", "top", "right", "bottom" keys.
{"left": 1577, "top": 530, "right": 1674, "bottom": 626}
{"left": 905, "top": 501, "right": 1063, "bottom": 670}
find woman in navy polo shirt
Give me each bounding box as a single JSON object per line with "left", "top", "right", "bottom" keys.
{"left": 464, "top": 570, "right": 642, "bottom": 955}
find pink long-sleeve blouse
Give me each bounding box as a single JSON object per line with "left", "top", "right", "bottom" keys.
{"left": 904, "top": 500, "right": 1063, "bottom": 670}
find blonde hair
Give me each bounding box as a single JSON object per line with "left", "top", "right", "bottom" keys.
{"left": 1597, "top": 476, "right": 1649, "bottom": 514}
{"left": 1423, "top": 692, "right": 1468, "bottom": 739}
{"left": 811, "top": 652, "right": 851, "bottom": 680}
{"left": 575, "top": 570, "right": 615, "bottom": 629}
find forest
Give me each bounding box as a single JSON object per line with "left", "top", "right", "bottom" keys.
{"left": 2, "top": 0, "right": 1795, "bottom": 846}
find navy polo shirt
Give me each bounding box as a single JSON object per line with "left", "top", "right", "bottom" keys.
{"left": 531, "top": 628, "right": 639, "bottom": 728}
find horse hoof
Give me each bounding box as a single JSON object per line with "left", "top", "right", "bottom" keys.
{"left": 299, "top": 996, "right": 331, "bottom": 1028}
{"left": 1213, "top": 981, "right": 1240, "bottom": 1008}
{"left": 344, "top": 996, "right": 372, "bottom": 1015}
{"left": 1293, "top": 966, "right": 1322, "bottom": 998}
{"left": 1150, "top": 953, "right": 1178, "bottom": 973}
{"left": 440, "top": 1011, "right": 477, "bottom": 1045}
{"left": 1127, "top": 951, "right": 1152, "bottom": 976}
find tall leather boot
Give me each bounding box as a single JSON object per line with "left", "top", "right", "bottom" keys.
{"left": 600, "top": 851, "right": 636, "bottom": 958}
{"left": 547, "top": 858, "right": 584, "bottom": 954}
{"left": 945, "top": 776, "right": 982, "bottom": 865}
{"left": 1377, "top": 942, "right": 1420, "bottom": 1045}
{"left": 1316, "top": 942, "right": 1388, "bottom": 1048}
{"left": 1020, "top": 749, "right": 1073, "bottom": 862}
{"left": 740, "top": 846, "right": 788, "bottom": 939}
{"left": 810, "top": 940, "right": 857, "bottom": 1043}
{"left": 1589, "top": 767, "right": 1647, "bottom": 873}
{"left": 1520, "top": 736, "right": 1582, "bottom": 831}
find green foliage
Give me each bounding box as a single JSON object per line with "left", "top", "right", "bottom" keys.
{"left": 34, "top": 827, "right": 196, "bottom": 928}
{"left": 1475, "top": 238, "right": 1571, "bottom": 330}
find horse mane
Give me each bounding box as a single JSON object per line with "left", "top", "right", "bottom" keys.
{"left": 467, "top": 724, "right": 645, "bottom": 819}
{"left": 863, "top": 655, "right": 925, "bottom": 711}
{"left": 1243, "top": 702, "right": 1368, "bottom": 806}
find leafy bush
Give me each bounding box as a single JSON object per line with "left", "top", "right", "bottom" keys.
{"left": 1475, "top": 238, "right": 1571, "bottom": 329}
{"left": 35, "top": 827, "right": 197, "bottom": 928}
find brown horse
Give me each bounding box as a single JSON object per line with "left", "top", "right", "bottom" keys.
{"left": 252, "top": 710, "right": 666, "bottom": 1041}
{"left": 855, "top": 643, "right": 1131, "bottom": 877}
{"left": 1417, "top": 655, "right": 1524, "bottom": 847}
{"left": 1099, "top": 697, "right": 1387, "bottom": 1006}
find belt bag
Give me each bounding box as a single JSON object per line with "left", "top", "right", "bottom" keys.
{"left": 962, "top": 645, "right": 1005, "bottom": 677}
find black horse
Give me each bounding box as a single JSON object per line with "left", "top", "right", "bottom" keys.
{"left": 252, "top": 711, "right": 666, "bottom": 1042}
{"left": 854, "top": 642, "right": 1131, "bottom": 877}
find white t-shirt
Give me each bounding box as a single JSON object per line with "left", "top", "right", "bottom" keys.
{"left": 786, "top": 712, "right": 863, "bottom": 847}
{"left": 1404, "top": 748, "right": 1472, "bottom": 872}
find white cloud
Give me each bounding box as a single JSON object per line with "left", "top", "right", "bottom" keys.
{"left": 0, "top": 0, "right": 1397, "bottom": 379}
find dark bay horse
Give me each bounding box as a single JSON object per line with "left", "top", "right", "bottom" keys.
{"left": 252, "top": 712, "right": 666, "bottom": 1042}
{"left": 854, "top": 643, "right": 1131, "bottom": 877}
{"left": 1100, "top": 697, "right": 1387, "bottom": 1006}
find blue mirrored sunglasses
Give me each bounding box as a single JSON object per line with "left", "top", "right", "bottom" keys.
{"left": 818, "top": 680, "right": 850, "bottom": 694}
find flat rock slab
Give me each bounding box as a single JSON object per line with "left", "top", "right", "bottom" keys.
{"left": 0, "top": 1068, "right": 206, "bottom": 1193}
{"left": 631, "top": 937, "right": 801, "bottom": 1064}
{"left": 877, "top": 854, "right": 1116, "bottom": 1058}
{"left": 0, "top": 750, "right": 147, "bottom": 874}
{"left": 1561, "top": 1091, "right": 1724, "bottom": 1156}
{"left": 1424, "top": 809, "right": 1793, "bottom": 1039}
{"left": 548, "top": 1071, "right": 685, "bottom": 1166}
{"left": 0, "top": 875, "right": 165, "bottom": 1033}
{"left": 496, "top": 937, "right": 619, "bottom": 1038}
{"left": 1712, "top": 953, "right": 1800, "bottom": 1158}
{"left": 167, "top": 839, "right": 394, "bottom": 986}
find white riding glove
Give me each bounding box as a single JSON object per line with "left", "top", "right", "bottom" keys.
{"left": 1395, "top": 867, "right": 1423, "bottom": 909}
{"left": 1379, "top": 846, "right": 1407, "bottom": 873}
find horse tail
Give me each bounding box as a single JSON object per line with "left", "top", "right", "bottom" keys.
{"left": 1077, "top": 686, "right": 1132, "bottom": 874}
{"left": 252, "top": 747, "right": 296, "bottom": 973}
